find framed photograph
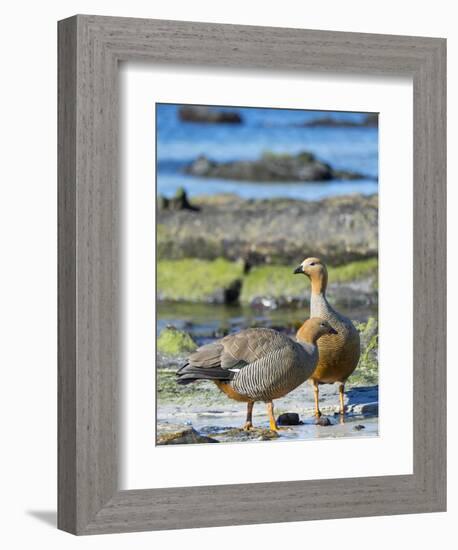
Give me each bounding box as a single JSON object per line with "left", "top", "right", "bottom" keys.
{"left": 58, "top": 15, "right": 446, "bottom": 535}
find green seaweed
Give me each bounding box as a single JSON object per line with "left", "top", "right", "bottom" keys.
{"left": 157, "top": 258, "right": 243, "bottom": 302}
{"left": 157, "top": 369, "right": 229, "bottom": 406}
{"left": 240, "top": 264, "right": 304, "bottom": 303}
{"left": 348, "top": 317, "right": 379, "bottom": 386}
{"left": 157, "top": 326, "right": 197, "bottom": 355}
{"left": 261, "top": 150, "right": 316, "bottom": 163}
{"left": 157, "top": 258, "right": 377, "bottom": 304}
{"left": 329, "top": 258, "right": 378, "bottom": 284}
{"left": 240, "top": 258, "right": 378, "bottom": 303}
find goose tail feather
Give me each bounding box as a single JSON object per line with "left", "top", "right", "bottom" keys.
{"left": 176, "top": 363, "right": 234, "bottom": 385}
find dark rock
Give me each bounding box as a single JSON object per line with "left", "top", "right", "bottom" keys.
{"left": 353, "top": 424, "right": 366, "bottom": 431}
{"left": 206, "top": 278, "right": 242, "bottom": 306}
{"left": 184, "top": 151, "right": 365, "bottom": 182}
{"left": 359, "top": 403, "right": 378, "bottom": 416}
{"left": 277, "top": 412, "right": 302, "bottom": 426}
{"left": 223, "top": 278, "right": 242, "bottom": 305}
{"left": 179, "top": 106, "right": 242, "bottom": 124}
{"left": 158, "top": 187, "right": 199, "bottom": 211}
{"left": 316, "top": 416, "right": 332, "bottom": 426}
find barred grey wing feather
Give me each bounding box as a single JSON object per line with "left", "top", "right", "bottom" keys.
{"left": 187, "top": 343, "right": 224, "bottom": 368}
{"left": 188, "top": 328, "right": 294, "bottom": 373}
{"left": 232, "top": 343, "right": 310, "bottom": 402}
{"left": 220, "top": 328, "right": 294, "bottom": 369}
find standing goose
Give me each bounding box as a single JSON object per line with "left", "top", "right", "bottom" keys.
{"left": 294, "top": 257, "right": 360, "bottom": 417}
{"left": 176, "top": 318, "right": 337, "bottom": 431}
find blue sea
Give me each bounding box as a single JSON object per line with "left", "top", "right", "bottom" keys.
{"left": 156, "top": 104, "right": 378, "bottom": 201}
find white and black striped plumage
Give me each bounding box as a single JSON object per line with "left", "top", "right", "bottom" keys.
{"left": 177, "top": 322, "right": 334, "bottom": 404}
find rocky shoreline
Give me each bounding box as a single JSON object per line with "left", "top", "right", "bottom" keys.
{"left": 157, "top": 192, "right": 378, "bottom": 307}
{"left": 185, "top": 151, "right": 367, "bottom": 182}
{"left": 158, "top": 192, "right": 378, "bottom": 266}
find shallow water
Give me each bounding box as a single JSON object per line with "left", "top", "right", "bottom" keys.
{"left": 157, "top": 384, "right": 379, "bottom": 444}
{"left": 195, "top": 414, "right": 378, "bottom": 442}
{"left": 156, "top": 104, "right": 378, "bottom": 201}
{"left": 157, "top": 301, "right": 377, "bottom": 343}
{"left": 158, "top": 171, "right": 378, "bottom": 201}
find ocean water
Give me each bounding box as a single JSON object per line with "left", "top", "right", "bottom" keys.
{"left": 156, "top": 104, "right": 378, "bottom": 201}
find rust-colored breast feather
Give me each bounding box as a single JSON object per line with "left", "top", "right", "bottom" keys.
{"left": 214, "top": 380, "right": 253, "bottom": 402}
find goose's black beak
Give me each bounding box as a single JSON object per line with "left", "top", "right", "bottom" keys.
{"left": 329, "top": 328, "right": 338, "bottom": 335}
{"left": 293, "top": 265, "right": 303, "bottom": 274}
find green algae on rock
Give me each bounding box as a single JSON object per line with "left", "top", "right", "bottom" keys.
{"left": 241, "top": 259, "right": 377, "bottom": 304}
{"left": 349, "top": 317, "right": 379, "bottom": 386}
{"left": 157, "top": 326, "right": 197, "bottom": 356}
{"left": 156, "top": 257, "right": 378, "bottom": 307}
{"left": 157, "top": 258, "right": 243, "bottom": 304}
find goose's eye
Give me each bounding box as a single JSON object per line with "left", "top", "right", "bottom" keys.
{"left": 309, "top": 262, "right": 316, "bottom": 266}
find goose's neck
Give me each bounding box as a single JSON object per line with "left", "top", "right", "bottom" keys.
{"left": 310, "top": 271, "right": 327, "bottom": 295}
{"left": 309, "top": 271, "right": 331, "bottom": 319}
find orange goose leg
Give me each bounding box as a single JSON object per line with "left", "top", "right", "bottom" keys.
{"left": 243, "top": 402, "right": 254, "bottom": 430}
{"left": 267, "top": 401, "right": 278, "bottom": 431}
{"left": 312, "top": 380, "right": 322, "bottom": 417}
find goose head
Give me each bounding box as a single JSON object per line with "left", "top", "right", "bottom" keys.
{"left": 297, "top": 317, "right": 337, "bottom": 344}
{"left": 293, "top": 257, "right": 328, "bottom": 293}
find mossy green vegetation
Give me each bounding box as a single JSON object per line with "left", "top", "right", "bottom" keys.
{"left": 157, "top": 257, "right": 378, "bottom": 304}
{"left": 349, "top": 317, "right": 379, "bottom": 386}
{"left": 241, "top": 258, "right": 378, "bottom": 303}
{"left": 328, "top": 257, "right": 378, "bottom": 284}
{"left": 157, "top": 369, "right": 229, "bottom": 406}
{"left": 157, "top": 326, "right": 197, "bottom": 355}
{"left": 157, "top": 258, "right": 243, "bottom": 302}
{"left": 240, "top": 264, "right": 304, "bottom": 303}
{"left": 261, "top": 150, "right": 315, "bottom": 162}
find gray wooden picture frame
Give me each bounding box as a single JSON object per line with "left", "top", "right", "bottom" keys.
{"left": 58, "top": 14, "right": 446, "bottom": 535}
